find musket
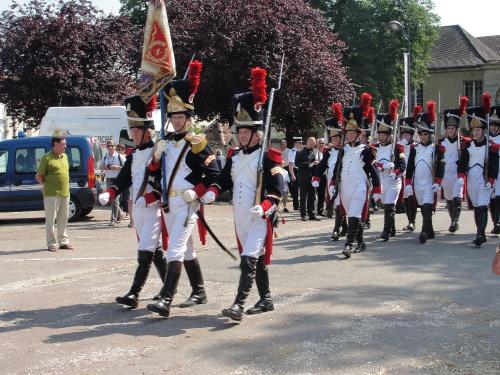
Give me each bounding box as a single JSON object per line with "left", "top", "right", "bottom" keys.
{"left": 255, "top": 53, "right": 285, "bottom": 205}
{"left": 160, "top": 54, "right": 196, "bottom": 204}
{"left": 370, "top": 100, "right": 383, "bottom": 143}
{"left": 483, "top": 92, "right": 492, "bottom": 183}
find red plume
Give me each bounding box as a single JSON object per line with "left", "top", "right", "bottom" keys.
{"left": 188, "top": 60, "right": 203, "bottom": 95}
{"left": 426, "top": 101, "right": 436, "bottom": 123}
{"left": 482, "top": 92, "right": 492, "bottom": 115}
{"left": 389, "top": 99, "right": 399, "bottom": 122}
{"left": 251, "top": 67, "right": 267, "bottom": 105}
{"left": 360, "top": 92, "right": 372, "bottom": 115}
{"left": 146, "top": 94, "right": 157, "bottom": 113}
{"left": 367, "top": 107, "right": 375, "bottom": 125}
{"left": 332, "top": 102, "right": 343, "bottom": 124}
{"left": 459, "top": 96, "right": 468, "bottom": 117}
{"left": 413, "top": 105, "right": 422, "bottom": 123}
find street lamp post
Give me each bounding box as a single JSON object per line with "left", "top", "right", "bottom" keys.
{"left": 388, "top": 20, "right": 411, "bottom": 117}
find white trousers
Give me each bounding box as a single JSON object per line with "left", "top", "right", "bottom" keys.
{"left": 381, "top": 173, "right": 402, "bottom": 205}
{"left": 162, "top": 197, "right": 197, "bottom": 262}
{"left": 132, "top": 204, "right": 161, "bottom": 252}
{"left": 467, "top": 168, "right": 492, "bottom": 207}
{"left": 234, "top": 206, "right": 267, "bottom": 259}
{"left": 443, "top": 171, "right": 463, "bottom": 200}
{"left": 340, "top": 178, "right": 367, "bottom": 218}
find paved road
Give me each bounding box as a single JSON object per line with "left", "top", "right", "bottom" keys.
{"left": 0, "top": 203, "right": 499, "bottom": 375}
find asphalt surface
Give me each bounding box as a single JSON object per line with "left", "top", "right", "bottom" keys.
{"left": 0, "top": 202, "right": 499, "bottom": 375}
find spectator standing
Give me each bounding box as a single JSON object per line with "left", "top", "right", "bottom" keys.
{"left": 100, "top": 140, "right": 125, "bottom": 226}
{"left": 288, "top": 137, "right": 303, "bottom": 211}
{"left": 36, "top": 136, "right": 73, "bottom": 251}
{"left": 295, "top": 136, "right": 320, "bottom": 221}
{"left": 116, "top": 144, "right": 130, "bottom": 221}
{"left": 316, "top": 138, "right": 327, "bottom": 216}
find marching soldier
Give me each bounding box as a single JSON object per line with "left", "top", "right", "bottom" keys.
{"left": 373, "top": 100, "right": 406, "bottom": 241}
{"left": 201, "top": 67, "right": 284, "bottom": 322}
{"left": 405, "top": 101, "right": 442, "bottom": 244}
{"left": 488, "top": 106, "right": 500, "bottom": 234}
{"left": 331, "top": 93, "right": 381, "bottom": 258}
{"left": 146, "top": 61, "right": 221, "bottom": 318}
{"left": 98, "top": 95, "right": 167, "bottom": 309}
{"left": 313, "top": 103, "right": 346, "bottom": 240}
{"left": 457, "top": 93, "right": 498, "bottom": 247}
{"left": 399, "top": 107, "right": 420, "bottom": 232}
{"left": 435, "top": 97, "right": 469, "bottom": 232}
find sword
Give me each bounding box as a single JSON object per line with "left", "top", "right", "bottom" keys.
{"left": 189, "top": 201, "right": 238, "bottom": 260}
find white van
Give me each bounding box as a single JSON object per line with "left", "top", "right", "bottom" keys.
{"left": 38, "top": 106, "right": 164, "bottom": 151}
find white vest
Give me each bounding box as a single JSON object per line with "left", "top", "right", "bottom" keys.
{"left": 327, "top": 148, "right": 339, "bottom": 182}
{"left": 164, "top": 139, "right": 194, "bottom": 191}
{"left": 231, "top": 151, "right": 260, "bottom": 209}
{"left": 131, "top": 147, "right": 153, "bottom": 202}
{"left": 468, "top": 142, "right": 486, "bottom": 170}
{"left": 415, "top": 143, "right": 434, "bottom": 170}
{"left": 441, "top": 138, "right": 459, "bottom": 175}
{"left": 341, "top": 144, "right": 366, "bottom": 181}
{"left": 376, "top": 144, "right": 392, "bottom": 164}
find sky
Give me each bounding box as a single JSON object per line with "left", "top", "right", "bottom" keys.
{"left": 0, "top": 0, "right": 498, "bottom": 37}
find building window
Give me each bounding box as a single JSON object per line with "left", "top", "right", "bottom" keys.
{"left": 464, "top": 80, "right": 483, "bottom": 106}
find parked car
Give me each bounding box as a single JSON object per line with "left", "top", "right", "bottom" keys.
{"left": 0, "top": 136, "right": 101, "bottom": 221}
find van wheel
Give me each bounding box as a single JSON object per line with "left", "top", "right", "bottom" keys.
{"left": 81, "top": 207, "right": 93, "bottom": 217}
{"left": 69, "top": 196, "right": 82, "bottom": 221}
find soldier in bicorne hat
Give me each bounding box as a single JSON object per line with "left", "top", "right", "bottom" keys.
{"left": 488, "top": 105, "right": 500, "bottom": 234}
{"left": 405, "top": 101, "right": 442, "bottom": 244}
{"left": 312, "top": 103, "right": 346, "bottom": 240}
{"left": 201, "top": 67, "right": 285, "bottom": 322}
{"left": 457, "top": 93, "right": 499, "bottom": 247}
{"left": 398, "top": 107, "right": 420, "bottom": 232}
{"left": 435, "top": 97, "right": 469, "bottom": 233}
{"left": 373, "top": 100, "right": 406, "bottom": 241}
{"left": 146, "top": 61, "right": 221, "bottom": 318}
{"left": 331, "top": 93, "right": 381, "bottom": 259}
{"left": 98, "top": 94, "right": 167, "bottom": 309}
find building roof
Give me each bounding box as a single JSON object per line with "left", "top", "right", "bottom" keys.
{"left": 429, "top": 25, "right": 500, "bottom": 70}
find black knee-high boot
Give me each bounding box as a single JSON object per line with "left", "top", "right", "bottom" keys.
{"left": 246, "top": 256, "right": 274, "bottom": 315}
{"left": 380, "top": 204, "right": 395, "bottom": 241}
{"left": 419, "top": 204, "right": 434, "bottom": 243}
{"left": 152, "top": 248, "right": 167, "bottom": 300}
{"left": 342, "top": 217, "right": 359, "bottom": 259}
{"left": 179, "top": 258, "right": 207, "bottom": 308}
{"left": 403, "top": 198, "right": 416, "bottom": 231}
{"left": 116, "top": 250, "right": 154, "bottom": 308}
{"left": 146, "top": 261, "right": 182, "bottom": 317}
{"left": 492, "top": 197, "right": 500, "bottom": 234}
{"left": 222, "top": 256, "right": 258, "bottom": 321}
{"left": 474, "top": 206, "right": 488, "bottom": 247}
{"left": 331, "top": 207, "right": 343, "bottom": 241}
{"left": 355, "top": 220, "right": 366, "bottom": 252}
{"left": 446, "top": 200, "right": 454, "bottom": 231}
{"left": 449, "top": 198, "right": 461, "bottom": 233}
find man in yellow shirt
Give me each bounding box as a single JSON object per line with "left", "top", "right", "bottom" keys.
{"left": 36, "top": 136, "right": 73, "bottom": 251}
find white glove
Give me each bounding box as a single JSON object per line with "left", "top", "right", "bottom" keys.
{"left": 200, "top": 190, "right": 216, "bottom": 204}
{"left": 249, "top": 205, "right": 264, "bottom": 219}
{"left": 432, "top": 183, "right": 441, "bottom": 193}
{"left": 153, "top": 140, "right": 168, "bottom": 160}
{"left": 182, "top": 189, "right": 198, "bottom": 203}
{"left": 373, "top": 193, "right": 382, "bottom": 202}
{"left": 329, "top": 185, "right": 336, "bottom": 197}
{"left": 486, "top": 182, "right": 493, "bottom": 189}
{"left": 383, "top": 162, "right": 395, "bottom": 170}
{"left": 135, "top": 196, "right": 146, "bottom": 208}
{"left": 98, "top": 192, "right": 110, "bottom": 206}
{"left": 405, "top": 184, "right": 413, "bottom": 196}
{"left": 311, "top": 180, "right": 319, "bottom": 188}
{"left": 388, "top": 172, "right": 397, "bottom": 180}
{"left": 456, "top": 177, "right": 465, "bottom": 187}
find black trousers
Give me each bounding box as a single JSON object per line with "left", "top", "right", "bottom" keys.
{"left": 317, "top": 174, "right": 327, "bottom": 214}
{"left": 287, "top": 167, "right": 299, "bottom": 210}
{"left": 298, "top": 170, "right": 316, "bottom": 217}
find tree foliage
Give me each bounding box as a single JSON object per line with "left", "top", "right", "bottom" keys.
{"left": 306, "top": 0, "right": 439, "bottom": 109}
{"left": 0, "top": 0, "right": 142, "bottom": 129}
{"left": 120, "top": 0, "right": 354, "bottom": 139}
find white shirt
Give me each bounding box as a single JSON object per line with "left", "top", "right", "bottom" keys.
{"left": 101, "top": 152, "right": 125, "bottom": 179}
